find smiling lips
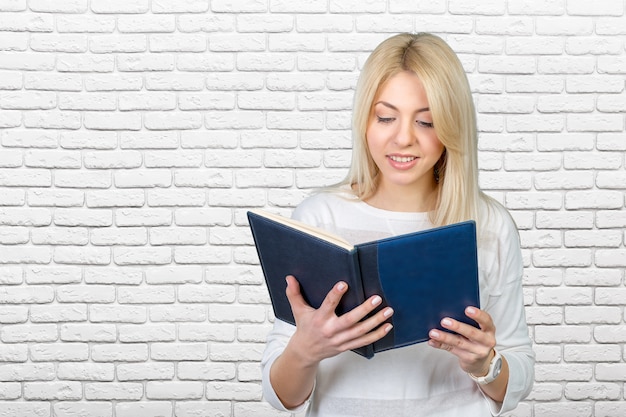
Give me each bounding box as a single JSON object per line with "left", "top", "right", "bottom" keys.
{"left": 389, "top": 155, "right": 417, "bottom": 163}
{"left": 387, "top": 154, "right": 419, "bottom": 170}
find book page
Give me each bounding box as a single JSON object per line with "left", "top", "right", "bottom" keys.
{"left": 249, "top": 209, "right": 354, "bottom": 251}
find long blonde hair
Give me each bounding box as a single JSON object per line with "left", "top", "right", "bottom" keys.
{"left": 339, "top": 32, "right": 487, "bottom": 226}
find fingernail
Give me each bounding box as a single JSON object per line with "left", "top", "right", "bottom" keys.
{"left": 371, "top": 295, "right": 382, "bottom": 306}
{"left": 337, "top": 282, "right": 346, "bottom": 291}
{"left": 441, "top": 318, "right": 452, "bottom": 327}
{"left": 466, "top": 307, "right": 477, "bottom": 315}
{"left": 385, "top": 324, "right": 393, "bottom": 333}
{"left": 383, "top": 307, "right": 394, "bottom": 317}
{"left": 430, "top": 330, "right": 440, "bottom": 338}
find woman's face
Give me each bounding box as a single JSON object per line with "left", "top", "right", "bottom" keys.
{"left": 366, "top": 70, "right": 445, "bottom": 195}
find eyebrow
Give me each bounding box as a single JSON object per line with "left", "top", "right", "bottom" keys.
{"left": 375, "top": 101, "right": 430, "bottom": 114}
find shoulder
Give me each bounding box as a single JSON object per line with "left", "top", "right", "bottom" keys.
{"left": 291, "top": 188, "right": 358, "bottom": 225}
{"left": 478, "top": 197, "right": 519, "bottom": 239}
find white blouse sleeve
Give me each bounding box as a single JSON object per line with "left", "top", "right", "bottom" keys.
{"left": 478, "top": 203, "right": 535, "bottom": 415}
{"left": 261, "top": 319, "right": 312, "bottom": 413}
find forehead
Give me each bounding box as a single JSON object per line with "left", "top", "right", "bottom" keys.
{"left": 374, "top": 70, "right": 429, "bottom": 106}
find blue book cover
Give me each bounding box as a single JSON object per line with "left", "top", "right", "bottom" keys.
{"left": 248, "top": 209, "right": 480, "bottom": 359}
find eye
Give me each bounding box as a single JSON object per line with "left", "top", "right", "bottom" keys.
{"left": 377, "top": 116, "right": 395, "bottom": 124}
{"left": 417, "top": 120, "right": 434, "bottom": 128}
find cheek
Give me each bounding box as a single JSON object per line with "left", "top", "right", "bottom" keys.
{"left": 425, "top": 134, "right": 444, "bottom": 156}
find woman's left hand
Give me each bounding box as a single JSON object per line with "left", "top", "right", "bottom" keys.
{"left": 428, "top": 306, "right": 496, "bottom": 377}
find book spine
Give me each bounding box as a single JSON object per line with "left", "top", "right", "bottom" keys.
{"left": 357, "top": 244, "right": 395, "bottom": 356}
{"left": 348, "top": 249, "right": 375, "bottom": 359}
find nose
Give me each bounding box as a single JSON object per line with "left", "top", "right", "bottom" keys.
{"left": 394, "top": 120, "right": 415, "bottom": 147}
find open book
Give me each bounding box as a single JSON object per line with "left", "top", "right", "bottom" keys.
{"left": 248, "top": 209, "right": 480, "bottom": 359}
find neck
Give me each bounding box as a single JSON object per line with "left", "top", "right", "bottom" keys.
{"left": 365, "top": 180, "right": 439, "bottom": 213}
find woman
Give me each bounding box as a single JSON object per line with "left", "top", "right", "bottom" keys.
{"left": 261, "top": 32, "right": 534, "bottom": 417}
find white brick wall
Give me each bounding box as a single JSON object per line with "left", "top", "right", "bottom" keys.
{"left": 0, "top": 2, "right": 624, "bottom": 417}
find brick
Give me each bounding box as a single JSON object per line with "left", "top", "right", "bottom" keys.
{"left": 237, "top": 14, "right": 293, "bottom": 33}
{"left": 536, "top": 17, "right": 594, "bottom": 35}
{"left": 175, "top": 401, "right": 230, "bottom": 417}
{"left": 506, "top": 114, "right": 564, "bottom": 132}
{"left": 91, "top": 345, "right": 148, "bottom": 363}
{"left": 537, "top": 133, "right": 594, "bottom": 151}
{"left": 115, "top": 402, "right": 172, "bottom": 417}
{"left": 297, "top": 53, "right": 356, "bottom": 71}
{"left": 567, "top": 37, "right": 623, "bottom": 55}
{"left": 534, "top": 402, "right": 592, "bottom": 417}
{"left": 30, "top": 305, "right": 87, "bottom": 323}
{"left": 118, "top": 325, "right": 175, "bottom": 342}
{"left": 150, "top": 304, "right": 207, "bottom": 322}
{"left": 1, "top": 91, "right": 56, "bottom": 109}
{"left": 296, "top": 14, "right": 353, "bottom": 33}
{"left": 53, "top": 402, "right": 112, "bottom": 417}
{"left": 504, "top": 153, "right": 562, "bottom": 171}
{"left": 595, "top": 249, "right": 626, "bottom": 267}
{"left": 146, "top": 381, "right": 204, "bottom": 400}
{"left": 355, "top": 15, "right": 414, "bottom": 32}
{"left": 57, "top": 363, "right": 114, "bottom": 381}
{"left": 534, "top": 171, "right": 593, "bottom": 190}
{"left": 0, "top": 403, "right": 50, "bottom": 417}
{"left": 178, "top": 324, "right": 235, "bottom": 342}
{"left": 150, "top": 343, "right": 207, "bottom": 361}
{"left": 25, "top": 110, "right": 82, "bottom": 130}
{"left": 597, "top": 17, "right": 626, "bottom": 35}
{"left": 565, "top": 268, "right": 622, "bottom": 286}
{"left": 592, "top": 282, "right": 626, "bottom": 305}
{"left": 568, "top": 77, "right": 625, "bottom": 96}
{"left": 567, "top": 0, "right": 624, "bottom": 16}
{"left": 24, "top": 381, "right": 82, "bottom": 400}
{"left": 30, "top": 34, "right": 88, "bottom": 53}
{"left": 116, "top": 363, "right": 174, "bottom": 381}
{"left": 29, "top": 343, "right": 88, "bottom": 362}
{"left": 533, "top": 249, "right": 592, "bottom": 267}
{"left": 91, "top": 0, "right": 149, "bottom": 14}
{"left": 56, "top": 54, "right": 114, "bottom": 73}
{"left": 152, "top": 0, "right": 208, "bottom": 13}
{"left": 565, "top": 307, "right": 622, "bottom": 324}
{"left": 206, "top": 381, "right": 262, "bottom": 401}
{"left": 0, "top": 363, "right": 55, "bottom": 381}
{"left": 0, "top": 53, "right": 55, "bottom": 71}
{"left": 508, "top": 0, "right": 565, "bottom": 15}
{"left": 565, "top": 382, "right": 621, "bottom": 400}
{"left": 178, "top": 362, "right": 235, "bottom": 380}
{"left": 564, "top": 230, "right": 622, "bottom": 247}
{"left": 91, "top": 306, "right": 147, "bottom": 324}
{"left": 519, "top": 230, "right": 562, "bottom": 248}
{"left": 56, "top": 15, "right": 116, "bottom": 33}
{"left": 84, "top": 383, "right": 143, "bottom": 400}
{"left": 539, "top": 56, "right": 596, "bottom": 74}
{"left": 2, "top": 323, "right": 57, "bottom": 342}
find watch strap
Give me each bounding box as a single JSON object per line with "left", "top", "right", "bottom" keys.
{"left": 468, "top": 349, "right": 502, "bottom": 385}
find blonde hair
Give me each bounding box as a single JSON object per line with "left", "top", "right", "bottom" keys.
{"left": 339, "top": 32, "right": 487, "bottom": 227}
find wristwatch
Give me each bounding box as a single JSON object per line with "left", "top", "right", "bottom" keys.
{"left": 468, "top": 349, "right": 502, "bottom": 385}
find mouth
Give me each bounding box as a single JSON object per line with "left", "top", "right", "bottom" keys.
{"left": 388, "top": 155, "right": 418, "bottom": 163}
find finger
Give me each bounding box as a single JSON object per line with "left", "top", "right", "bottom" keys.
{"left": 339, "top": 322, "right": 394, "bottom": 353}
{"left": 439, "top": 311, "right": 496, "bottom": 346}
{"left": 341, "top": 304, "right": 394, "bottom": 342}
{"left": 285, "top": 275, "right": 313, "bottom": 314}
{"left": 465, "top": 306, "right": 496, "bottom": 333}
{"left": 338, "top": 294, "right": 387, "bottom": 327}
{"left": 316, "top": 280, "right": 349, "bottom": 317}
{"left": 428, "top": 328, "right": 470, "bottom": 354}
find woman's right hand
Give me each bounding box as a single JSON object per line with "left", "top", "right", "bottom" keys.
{"left": 283, "top": 274, "right": 394, "bottom": 365}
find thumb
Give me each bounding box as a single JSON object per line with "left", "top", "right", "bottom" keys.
{"left": 285, "top": 275, "right": 311, "bottom": 314}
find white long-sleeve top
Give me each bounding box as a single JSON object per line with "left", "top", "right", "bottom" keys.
{"left": 261, "top": 191, "right": 535, "bottom": 417}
